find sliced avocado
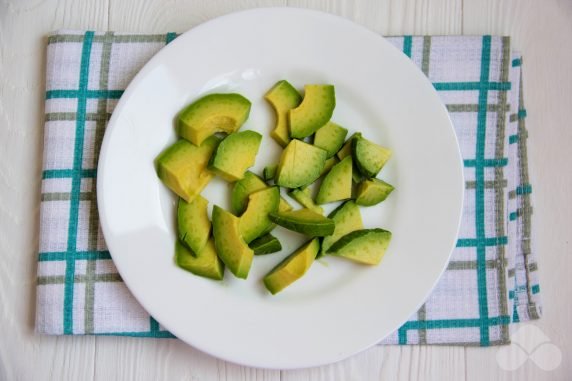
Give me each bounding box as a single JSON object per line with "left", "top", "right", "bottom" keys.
{"left": 177, "top": 196, "right": 210, "bottom": 255}
{"left": 249, "top": 234, "right": 282, "bottom": 255}
{"left": 268, "top": 209, "right": 334, "bottom": 237}
{"left": 263, "top": 238, "right": 320, "bottom": 294}
{"left": 352, "top": 135, "right": 392, "bottom": 178}
{"left": 175, "top": 239, "right": 224, "bottom": 280}
{"left": 320, "top": 156, "right": 339, "bottom": 177}
{"left": 156, "top": 136, "right": 219, "bottom": 202}
{"left": 212, "top": 206, "right": 254, "bottom": 279}
{"left": 320, "top": 200, "right": 363, "bottom": 256}
{"left": 265, "top": 80, "right": 302, "bottom": 147}
{"left": 329, "top": 228, "right": 392, "bottom": 265}
{"left": 275, "top": 139, "right": 327, "bottom": 188}
{"left": 289, "top": 188, "right": 323, "bottom": 214}
{"left": 239, "top": 187, "right": 280, "bottom": 243}
{"left": 336, "top": 133, "right": 360, "bottom": 160}
{"left": 313, "top": 122, "right": 348, "bottom": 158}
{"left": 289, "top": 85, "right": 336, "bottom": 139}
{"left": 316, "top": 156, "right": 353, "bottom": 204}
{"left": 355, "top": 179, "right": 395, "bottom": 206}
{"left": 231, "top": 171, "right": 292, "bottom": 215}
{"left": 263, "top": 164, "right": 277, "bottom": 181}
{"left": 177, "top": 93, "right": 251, "bottom": 146}
{"left": 209, "top": 130, "right": 262, "bottom": 182}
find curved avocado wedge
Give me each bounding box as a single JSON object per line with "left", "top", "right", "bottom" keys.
{"left": 275, "top": 139, "right": 327, "bottom": 188}
{"left": 268, "top": 209, "right": 334, "bottom": 237}
{"left": 289, "top": 85, "right": 336, "bottom": 139}
{"left": 156, "top": 136, "right": 219, "bottom": 203}
{"left": 355, "top": 178, "right": 395, "bottom": 206}
{"left": 316, "top": 156, "right": 353, "bottom": 204}
{"left": 231, "top": 171, "right": 292, "bottom": 215}
{"left": 313, "top": 121, "right": 348, "bottom": 158}
{"left": 175, "top": 239, "right": 224, "bottom": 280}
{"left": 249, "top": 234, "right": 282, "bottom": 255}
{"left": 329, "top": 228, "right": 392, "bottom": 265}
{"left": 320, "top": 200, "right": 363, "bottom": 257}
{"left": 209, "top": 130, "right": 262, "bottom": 182}
{"left": 239, "top": 187, "right": 280, "bottom": 243}
{"left": 212, "top": 206, "right": 254, "bottom": 279}
{"left": 177, "top": 196, "right": 210, "bottom": 255}
{"left": 177, "top": 93, "right": 251, "bottom": 146}
{"left": 263, "top": 238, "right": 320, "bottom": 295}
{"left": 265, "top": 80, "right": 302, "bottom": 147}
{"left": 352, "top": 135, "right": 392, "bottom": 178}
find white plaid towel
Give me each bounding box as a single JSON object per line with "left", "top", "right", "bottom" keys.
{"left": 36, "top": 31, "right": 541, "bottom": 345}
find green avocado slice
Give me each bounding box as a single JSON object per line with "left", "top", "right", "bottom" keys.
{"left": 156, "top": 136, "right": 219, "bottom": 203}
{"left": 177, "top": 93, "right": 251, "bottom": 146}
{"left": 329, "top": 228, "right": 392, "bottom": 265}
{"left": 352, "top": 135, "right": 392, "bottom": 178}
{"left": 239, "top": 187, "right": 280, "bottom": 243}
{"left": 231, "top": 171, "right": 292, "bottom": 215}
{"left": 313, "top": 121, "right": 348, "bottom": 158}
{"left": 263, "top": 238, "right": 320, "bottom": 294}
{"left": 268, "top": 209, "right": 334, "bottom": 237}
{"left": 316, "top": 156, "right": 353, "bottom": 204}
{"left": 177, "top": 195, "right": 211, "bottom": 255}
{"left": 275, "top": 139, "right": 327, "bottom": 188}
{"left": 320, "top": 200, "right": 363, "bottom": 257}
{"left": 265, "top": 80, "right": 303, "bottom": 147}
{"left": 289, "top": 85, "right": 336, "bottom": 139}
{"left": 209, "top": 130, "right": 262, "bottom": 182}
{"left": 212, "top": 206, "right": 254, "bottom": 279}
{"left": 175, "top": 239, "right": 224, "bottom": 280}
{"left": 249, "top": 234, "right": 282, "bottom": 255}
{"left": 355, "top": 178, "right": 395, "bottom": 206}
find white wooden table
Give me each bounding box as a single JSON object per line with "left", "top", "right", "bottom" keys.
{"left": 1, "top": 0, "right": 571, "bottom": 379}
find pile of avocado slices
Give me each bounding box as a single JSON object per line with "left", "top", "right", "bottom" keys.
{"left": 156, "top": 80, "right": 394, "bottom": 294}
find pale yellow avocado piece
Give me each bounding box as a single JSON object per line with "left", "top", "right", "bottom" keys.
{"left": 264, "top": 80, "right": 302, "bottom": 147}
{"left": 156, "top": 136, "right": 219, "bottom": 202}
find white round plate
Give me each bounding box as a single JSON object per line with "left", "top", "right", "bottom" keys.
{"left": 98, "top": 8, "right": 463, "bottom": 369}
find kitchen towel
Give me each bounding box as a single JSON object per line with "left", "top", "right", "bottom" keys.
{"left": 36, "top": 31, "right": 541, "bottom": 345}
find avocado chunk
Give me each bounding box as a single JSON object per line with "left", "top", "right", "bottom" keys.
{"left": 316, "top": 156, "right": 353, "bottom": 204}
{"left": 289, "top": 85, "right": 336, "bottom": 139}
{"left": 320, "top": 200, "right": 363, "bottom": 256}
{"left": 249, "top": 234, "right": 282, "bottom": 255}
{"left": 263, "top": 238, "right": 320, "bottom": 294}
{"left": 177, "top": 93, "right": 251, "bottom": 146}
{"left": 231, "top": 171, "right": 292, "bottom": 215}
{"left": 352, "top": 135, "right": 392, "bottom": 178}
{"left": 336, "top": 133, "right": 360, "bottom": 160}
{"left": 265, "top": 80, "right": 302, "bottom": 147}
{"left": 275, "top": 139, "right": 327, "bottom": 188}
{"left": 177, "top": 196, "right": 210, "bottom": 255}
{"left": 156, "top": 136, "right": 219, "bottom": 202}
{"left": 209, "top": 130, "right": 262, "bottom": 182}
{"left": 212, "top": 206, "right": 254, "bottom": 279}
{"left": 288, "top": 188, "right": 323, "bottom": 214}
{"left": 320, "top": 156, "right": 339, "bottom": 177}
{"left": 313, "top": 122, "right": 348, "bottom": 158}
{"left": 263, "top": 164, "right": 277, "bottom": 181}
{"left": 239, "top": 187, "right": 280, "bottom": 243}
{"left": 356, "top": 178, "right": 395, "bottom": 206}
{"left": 268, "top": 209, "right": 334, "bottom": 237}
{"left": 329, "top": 228, "right": 392, "bottom": 265}
{"left": 175, "top": 239, "right": 224, "bottom": 280}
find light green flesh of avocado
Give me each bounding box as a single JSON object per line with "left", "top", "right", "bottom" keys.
{"left": 316, "top": 156, "right": 353, "bottom": 204}
{"left": 336, "top": 132, "right": 360, "bottom": 160}
{"left": 313, "top": 122, "right": 348, "bottom": 158}
{"left": 320, "top": 156, "right": 339, "bottom": 177}
{"left": 239, "top": 187, "right": 280, "bottom": 243}
{"left": 263, "top": 238, "right": 320, "bottom": 294}
{"left": 353, "top": 136, "right": 392, "bottom": 178}
{"left": 268, "top": 209, "right": 334, "bottom": 237}
{"left": 289, "top": 189, "right": 323, "bottom": 214}
{"left": 231, "top": 171, "right": 292, "bottom": 215}
{"left": 289, "top": 85, "right": 336, "bottom": 139}
{"left": 356, "top": 179, "right": 395, "bottom": 206}
{"left": 265, "top": 80, "right": 302, "bottom": 147}
{"left": 212, "top": 206, "right": 254, "bottom": 279}
{"left": 275, "top": 139, "right": 327, "bottom": 188}
{"left": 177, "top": 196, "right": 211, "bottom": 255}
{"left": 156, "top": 137, "right": 219, "bottom": 203}
{"left": 329, "top": 228, "right": 392, "bottom": 265}
{"left": 320, "top": 200, "right": 363, "bottom": 256}
{"left": 175, "top": 239, "right": 224, "bottom": 280}
{"left": 249, "top": 234, "right": 282, "bottom": 255}
{"left": 209, "top": 130, "right": 262, "bottom": 182}
{"left": 177, "top": 93, "right": 251, "bottom": 146}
